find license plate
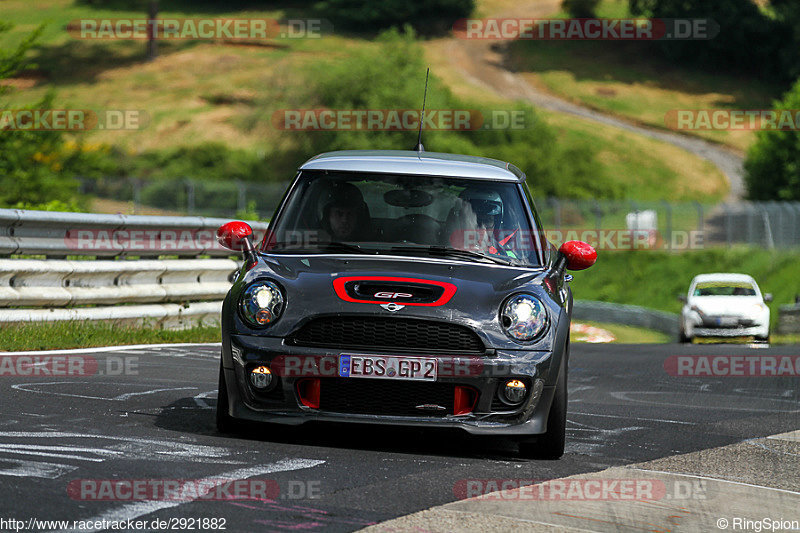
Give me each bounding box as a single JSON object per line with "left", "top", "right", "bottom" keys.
{"left": 338, "top": 354, "right": 437, "bottom": 381}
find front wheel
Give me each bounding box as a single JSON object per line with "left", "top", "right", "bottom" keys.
{"left": 518, "top": 352, "right": 567, "bottom": 460}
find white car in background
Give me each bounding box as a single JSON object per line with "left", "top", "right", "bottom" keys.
{"left": 679, "top": 273, "right": 772, "bottom": 342}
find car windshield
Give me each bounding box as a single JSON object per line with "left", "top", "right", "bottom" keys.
{"left": 693, "top": 281, "right": 757, "bottom": 296}
{"left": 264, "top": 170, "right": 541, "bottom": 266}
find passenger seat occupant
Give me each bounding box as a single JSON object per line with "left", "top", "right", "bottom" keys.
{"left": 320, "top": 182, "right": 372, "bottom": 241}
{"left": 447, "top": 188, "right": 517, "bottom": 258}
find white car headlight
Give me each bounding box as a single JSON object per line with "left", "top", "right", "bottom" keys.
{"left": 501, "top": 294, "right": 547, "bottom": 342}
{"left": 240, "top": 281, "right": 285, "bottom": 327}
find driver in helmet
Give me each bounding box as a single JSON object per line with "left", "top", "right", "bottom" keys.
{"left": 458, "top": 188, "right": 518, "bottom": 259}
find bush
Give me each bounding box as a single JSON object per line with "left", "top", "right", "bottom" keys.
{"left": 744, "top": 78, "right": 800, "bottom": 201}
{"left": 628, "top": 0, "right": 792, "bottom": 83}
{"left": 0, "top": 24, "right": 93, "bottom": 210}
{"left": 112, "top": 142, "right": 272, "bottom": 182}
{"left": 317, "top": 0, "right": 474, "bottom": 34}
{"left": 562, "top": 0, "right": 600, "bottom": 18}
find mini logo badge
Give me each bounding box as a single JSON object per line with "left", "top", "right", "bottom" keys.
{"left": 380, "top": 303, "right": 405, "bottom": 312}
{"left": 374, "top": 291, "right": 413, "bottom": 299}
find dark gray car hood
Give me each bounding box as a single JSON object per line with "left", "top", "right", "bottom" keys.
{"left": 232, "top": 253, "right": 562, "bottom": 351}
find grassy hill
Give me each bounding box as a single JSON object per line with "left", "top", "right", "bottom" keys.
{"left": 2, "top": 0, "right": 730, "bottom": 206}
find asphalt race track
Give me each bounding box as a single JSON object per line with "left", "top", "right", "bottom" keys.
{"left": 0, "top": 343, "right": 797, "bottom": 532}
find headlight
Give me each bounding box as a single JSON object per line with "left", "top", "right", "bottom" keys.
{"left": 240, "top": 281, "right": 284, "bottom": 327}
{"left": 501, "top": 294, "right": 547, "bottom": 342}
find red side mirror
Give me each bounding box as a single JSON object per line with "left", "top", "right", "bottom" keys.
{"left": 559, "top": 240, "right": 597, "bottom": 271}
{"left": 217, "top": 221, "right": 253, "bottom": 251}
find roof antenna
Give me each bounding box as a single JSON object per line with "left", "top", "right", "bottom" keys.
{"left": 413, "top": 68, "right": 429, "bottom": 152}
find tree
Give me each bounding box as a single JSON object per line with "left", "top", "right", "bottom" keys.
{"left": 744, "top": 79, "right": 800, "bottom": 201}
{"left": 627, "top": 0, "right": 789, "bottom": 82}
{"left": 317, "top": 0, "right": 475, "bottom": 34}
{"left": 562, "top": 0, "right": 601, "bottom": 18}
{"left": 0, "top": 24, "right": 82, "bottom": 209}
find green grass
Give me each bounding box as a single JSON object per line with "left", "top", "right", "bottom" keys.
{"left": 541, "top": 111, "right": 727, "bottom": 201}
{"left": 507, "top": 1, "right": 781, "bottom": 152}
{"left": 0, "top": 321, "right": 220, "bottom": 351}
{"left": 772, "top": 334, "right": 800, "bottom": 345}
{"left": 569, "top": 247, "right": 800, "bottom": 329}
{"left": 571, "top": 320, "right": 669, "bottom": 344}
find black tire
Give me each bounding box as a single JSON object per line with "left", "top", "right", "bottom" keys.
{"left": 679, "top": 330, "right": 691, "bottom": 343}
{"left": 518, "top": 349, "right": 567, "bottom": 460}
{"left": 216, "top": 362, "right": 238, "bottom": 433}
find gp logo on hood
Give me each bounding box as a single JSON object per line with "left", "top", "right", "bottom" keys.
{"left": 333, "top": 276, "right": 457, "bottom": 306}
{"left": 373, "top": 291, "right": 413, "bottom": 299}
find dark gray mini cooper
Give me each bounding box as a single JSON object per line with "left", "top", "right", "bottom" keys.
{"left": 216, "top": 150, "right": 596, "bottom": 459}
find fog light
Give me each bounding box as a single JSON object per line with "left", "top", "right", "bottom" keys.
{"left": 249, "top": 366, "right": 272, "bottom": 389}
{"left": 503, "top": 379, "right": 527, "bottom": 403}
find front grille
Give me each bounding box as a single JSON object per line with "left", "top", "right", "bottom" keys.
{"left": 318, "top": 378, "right": 455, "bottom": 416}
{"left": 289, "top": 316, "right": 485, "bottom": 354}
{"left": 702, "top": 316, "right": 756, "bottom": 329}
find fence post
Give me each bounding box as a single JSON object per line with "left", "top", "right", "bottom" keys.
{"left": 747, "top": 202, "right": 756, "bottom": 245}
{"left": 662, "top": 200, "right": 671, "bottom": 251}
{"left": 132, "top": 178, "right": 142, "bottom": 215}
{"left": 593, "top": 200, "right": 602, "bottom": 235}
{"left": 552, "top": 198, "right": 561, "bottom": 231}
{"left": 237, "top": 181, "right": 247, "bottom": 215}
{"left": 793, "top": 203, "right": 800, "bottom": 247}
{"left": 185, "top": 179, "right": 196, "bottom": 214}
{"left": 694, "top": 201, "right": 703, "bottom": 233}
{"left": 761, "top": 204, "right": 774, "bottom": 249}
{"left": 725, "top": 203, "right": 732, "bottom": 248}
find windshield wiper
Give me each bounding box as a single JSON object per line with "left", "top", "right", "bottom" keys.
{"left": 319, "top": 242, "right": 376, "bottom": 254}
{"left": 269, "top": 242, "right": 374, "bottom": 254}
{"left": 389, "top": 245, "right": 514, "bottom": 265}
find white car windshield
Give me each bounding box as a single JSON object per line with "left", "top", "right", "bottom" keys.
{"left": 693, "top": 282, "right": 757, "bottom": 296}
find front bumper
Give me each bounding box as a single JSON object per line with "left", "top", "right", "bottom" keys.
{"left": 691, "top": 326, "right": 767, "bottom": 338}
{"left": 221, "top": 334, "right": 561, "bottom": 437}
{"left": 683, "top": 312, "right": 769, "bottom": 339}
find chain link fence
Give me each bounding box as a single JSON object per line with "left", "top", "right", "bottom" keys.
{"left": 80, "top": 178, "right": 290, "bottom": 220}
{"left": 536, "top": 198, "right": 800, "bottom": 249}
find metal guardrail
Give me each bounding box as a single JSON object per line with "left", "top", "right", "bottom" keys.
{"left": 0, "top": 209, "right": 270, "bottom": 328}
{"left": 0, "top": 208, "right": 268, "bottom": 258}
{"left": 573, "top": 300, "right": 680, "bottom": 339}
